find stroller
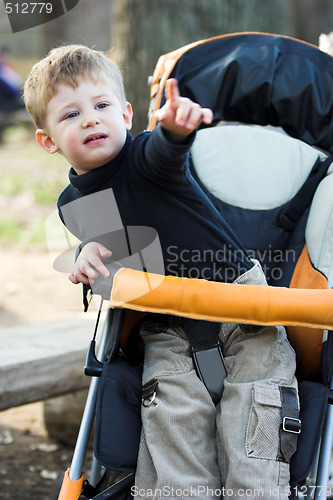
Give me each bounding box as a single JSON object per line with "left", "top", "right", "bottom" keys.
{"left": 55, "top": 33, "right": 333, "bottom": 499}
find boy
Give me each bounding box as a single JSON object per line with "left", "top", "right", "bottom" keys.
{"left": 24, "top": 45, "right": 298, "bottom": 499}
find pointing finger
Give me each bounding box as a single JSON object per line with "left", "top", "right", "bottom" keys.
{"left": 165, "top": 78, "right": 180, "bottom": 107}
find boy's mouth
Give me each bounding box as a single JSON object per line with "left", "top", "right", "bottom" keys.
{"left": 84, "top": 133, "right": 108, "bottom": 144}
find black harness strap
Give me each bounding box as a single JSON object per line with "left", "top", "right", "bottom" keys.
{"left": 279, "top": 155, "right": 333, "bottom": 230}
{"left": 183, "top": 319, "right": 227, "bottom": 405}
{"left": 279, "top": 385, "right": 301, "bottom": 462}
{"left": 155, "top": 314, "right": 227, "bottom": 405}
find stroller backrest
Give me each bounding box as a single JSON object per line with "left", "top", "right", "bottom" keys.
{"left": 147, "top": 33, "right": 333, "bottom": 378}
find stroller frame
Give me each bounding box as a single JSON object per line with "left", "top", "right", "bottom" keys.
{"left": 57, "top": 306, "right": 136, "bottom": 499}
{"left": 57, "top": 278, "right": 333, "bottom": 500}
{"left": 55, "top": 32, "right": 333, "bottom": 499}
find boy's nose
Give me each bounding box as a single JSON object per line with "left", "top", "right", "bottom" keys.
{"left": 82, "top": 113, "right": 100, "bottom": 128}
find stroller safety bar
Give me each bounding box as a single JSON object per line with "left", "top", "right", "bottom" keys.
{"left": 58, "top": 468, "right": 84, "bottom": 500}
{"left": 109, "top": 268, "right": 333, "bottom": 330}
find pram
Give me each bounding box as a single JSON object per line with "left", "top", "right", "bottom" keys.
{"left": 55, "top": 33, "right": 333, "bottom": 499}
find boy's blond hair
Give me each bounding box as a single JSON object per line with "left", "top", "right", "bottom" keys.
{"left": 24, "top": 44, "right": 126, "bottom": 129}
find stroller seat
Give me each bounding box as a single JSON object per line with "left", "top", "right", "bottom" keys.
{"left": 56, "top": 33, "right": 333, "bottom": 500}
{"left": 190, "top": 121, "right": 333, "bottom": 378}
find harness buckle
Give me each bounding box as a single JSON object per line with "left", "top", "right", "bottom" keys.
{"left": 142, "top": 378, "right": 158, "bottom": 407}
{"left": 282, "top": 416, "right": 301, "bottom": 434}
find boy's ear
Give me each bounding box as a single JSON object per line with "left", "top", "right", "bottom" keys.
{"left": 123, "top": 102, "right": 133, "bottom": 131}
{"left": 36, "top": 129, "right": 60, "bottom": 154}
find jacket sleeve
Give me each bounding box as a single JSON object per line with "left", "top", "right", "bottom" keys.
{"left": 137, "top": 125, "right": 196, "bottom": 183}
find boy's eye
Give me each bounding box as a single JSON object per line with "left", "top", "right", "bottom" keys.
{"left": 64, "top": 111, "right": 79, "bottom": 120}
{"left": 96, "top": 102, "right": 110, "bottom": 110}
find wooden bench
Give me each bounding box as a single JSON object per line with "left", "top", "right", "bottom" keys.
{"left": 0, "top": 109, "right": 34, "bottom": 143}
{"left": 0, "top": 317, "right": 96, "bottom": 411}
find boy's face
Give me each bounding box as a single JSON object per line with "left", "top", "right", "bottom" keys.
{"left": 36, "top": 77, "right": 133, "bottom": 174}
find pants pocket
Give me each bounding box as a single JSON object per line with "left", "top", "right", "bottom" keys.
{"left": 245, "top": 382, "right": 299, "bottom": 462}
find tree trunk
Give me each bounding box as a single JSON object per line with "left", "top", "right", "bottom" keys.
{"left": 288, "top": 0, "right": 333, "bottom": 46}
{"left": 40, "top": 0, "right": 112, "bottom": 55}
{"left": 112, "top": 0, "right": 291, "bottom": 135}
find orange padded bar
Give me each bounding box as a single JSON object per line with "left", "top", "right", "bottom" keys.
{"left": 109, "top": 268, "right": 333, "bottom": 330}
{"left": 58, "top": 469, "right": 84, "bottom": 500}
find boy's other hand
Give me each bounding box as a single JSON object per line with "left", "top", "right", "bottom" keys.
{"left": 154, "top": 78, "right": 213, "bottom": 142}
{"left": 69, "top": 241, "right": 112, "bottom": 285}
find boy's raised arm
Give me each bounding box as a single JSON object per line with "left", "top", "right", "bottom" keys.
{"left": 154, "top": 79, "right": 213, "bottom": 143}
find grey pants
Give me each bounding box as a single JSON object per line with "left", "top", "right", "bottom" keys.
{"left": 134, "top": 262, "right": 299, "bottom": 500}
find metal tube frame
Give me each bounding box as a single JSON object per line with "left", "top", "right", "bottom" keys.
{"left": 314, "top": 371, "right": 333, "bottom": 500}
{"left": 68, "top": 308, "right": 119, "bottom": 482}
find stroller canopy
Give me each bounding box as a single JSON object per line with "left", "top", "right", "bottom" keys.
{"left": 153, "top": 33, "right": 333, "bottom": 154}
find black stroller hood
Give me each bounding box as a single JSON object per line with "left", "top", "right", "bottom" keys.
{"left": 166, "top": 33, "right": 333, "bottom": 154}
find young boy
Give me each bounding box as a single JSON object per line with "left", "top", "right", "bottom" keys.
{"left": 24, "top": 45, "right": 299, "bottom": 499}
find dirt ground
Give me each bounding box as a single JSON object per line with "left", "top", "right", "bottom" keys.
{"left": 0, "top": 250, "right": 96, "bottom": 500}
{"left": 0, "top": 129, "right": 101, "bottom": 499}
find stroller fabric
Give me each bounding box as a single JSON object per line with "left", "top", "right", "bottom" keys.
{"left": 150, "top": 33, "right": 333, "bottom": 154}
{"left": 94, "top": 356, "right": 142, "bottom": 472}
{"left": 145, "top": 32, "right": 333, "bottom": 487}
{"left": 154, "top": 33, "right": 333, "bottom": 378}
{"left": 94, "top": 33, "right": 333, "bottom": 490}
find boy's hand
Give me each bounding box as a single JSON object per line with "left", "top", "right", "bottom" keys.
{"left": 69, "top": 241, "right": 112, "bottom": 285}
{"left": 154, "top": 78, "right": 213, "bottom": 142}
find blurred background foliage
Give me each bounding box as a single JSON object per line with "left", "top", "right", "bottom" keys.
{"left": 1, "top": 0, "right": 333, "bottom": 133}
{"left": 1, "top": 0, "right": 333, "bottom": 248}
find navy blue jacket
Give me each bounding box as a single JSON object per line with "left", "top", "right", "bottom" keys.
{"left": 57, "top": 126, "right": 251, "bottom": 282}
